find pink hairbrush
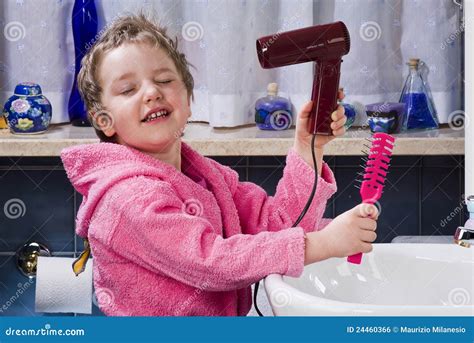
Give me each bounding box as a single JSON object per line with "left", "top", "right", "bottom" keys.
{"left": 347, "top": 132, "right": 396, "bottom": 264}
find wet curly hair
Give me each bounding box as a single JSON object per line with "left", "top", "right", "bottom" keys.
{"left": 77, "top": 12, "right": 194, "bottom": 142}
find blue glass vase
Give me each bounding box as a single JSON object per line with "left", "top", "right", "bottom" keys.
{"left": 399, "top": 58, "right": 439, "bottom": 130}
{"left": 68, "top": 0, "right": 98, "bottom": 127}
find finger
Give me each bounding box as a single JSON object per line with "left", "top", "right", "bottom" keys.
{"left": 360, "top": 242, "right": 373, "bottom": 253}
{"left": 359, "top": 218, "right": 377, "bottom": 231}
{"left": 369, "top": 205, "right": 379, "bottom": 219}
{"left": 363, "top": 203, "right": 379, "bottom": 218}
{"left": 355, "top": 203, "right": 379, "bottom": 218}
{"left": 299, "top": 101, "right": 314, "bottom": 119}
{"left": 331, "top": 116, "right": 347, "bottom": 130}
{"left": 331, "top": 105, "right": 345, "bottom": 121}
{"left": 372, "top": 212, "right": 380, "bottom": 221}
{"left": 360, "top": 230, "right": 377, "bottom": 243}
{"left": 339, "top": 115, "right": 347, "bottom": 125}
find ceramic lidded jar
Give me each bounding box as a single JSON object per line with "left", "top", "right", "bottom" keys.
{"left": 3, "top": 82, "right": 52, "bottom": 134}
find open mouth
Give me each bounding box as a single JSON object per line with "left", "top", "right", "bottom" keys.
{"left": 141, "top": 110, "right": 171, "bottom": 123}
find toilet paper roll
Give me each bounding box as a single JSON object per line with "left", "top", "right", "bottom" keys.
{"left": 35, "top": 256, "right": 93, "bottom": 314}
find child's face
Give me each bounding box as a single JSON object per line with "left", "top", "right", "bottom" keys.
{"left": 97, "top": 42, "right": 191, "bottom": 153}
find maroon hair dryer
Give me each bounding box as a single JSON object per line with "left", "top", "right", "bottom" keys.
{"left": 256, "top": 22, "right": 350, "bottom": 135}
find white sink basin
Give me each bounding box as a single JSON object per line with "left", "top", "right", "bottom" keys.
{"left": 264, "top": 243, "right": 474, "bottom": 316}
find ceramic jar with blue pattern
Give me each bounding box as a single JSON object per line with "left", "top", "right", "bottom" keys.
{"left": 3, "top": 82, "right": 52, "bottom": 134}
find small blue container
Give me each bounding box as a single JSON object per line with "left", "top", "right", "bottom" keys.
{"left": 365, "top": 102, "right": 405, "bottom": 134}
{"left": 255, "top": 83, "right": 293, "bottom": 131}
{"left": 3, "top": 82, "right": 52, "bottom": 134}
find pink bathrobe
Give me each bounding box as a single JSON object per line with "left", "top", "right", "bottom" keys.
{"left": 60, "top": 141, "right": 337, "bottom": 316}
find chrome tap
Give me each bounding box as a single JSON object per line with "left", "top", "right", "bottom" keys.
{"left": 454, "top": 195, "right": 474, "bottom": 247}
{"left": 454, "top": 227, "right": 474, "bottom": 248}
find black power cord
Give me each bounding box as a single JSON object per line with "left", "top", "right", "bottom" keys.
{"left": 254, "top": 133, "right": 319, "bottom": 316}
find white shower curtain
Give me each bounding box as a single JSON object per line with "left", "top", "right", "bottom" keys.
{"left": 0, "top": 0, "right": 462, "bottom": 126}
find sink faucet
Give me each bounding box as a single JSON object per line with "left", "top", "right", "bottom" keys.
{"left": 454, "top": 227, "right": 474, "bottom": 248}
{"left": 455, "top": 195, "right": 474, "bottom": 248}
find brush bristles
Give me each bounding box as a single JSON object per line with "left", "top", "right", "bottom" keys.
{"left": 356, "top": 133, "right": 395, "bottom": 190}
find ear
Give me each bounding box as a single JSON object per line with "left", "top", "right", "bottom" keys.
{"left": 103, "top": 126, "right": 116, "bottom": 137}
{"left": 91, "top": 111, "right": 116, "bottom": 137}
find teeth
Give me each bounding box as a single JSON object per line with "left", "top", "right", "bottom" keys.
{"left": 144, "top": 110, "right": 168, "bottom": 122}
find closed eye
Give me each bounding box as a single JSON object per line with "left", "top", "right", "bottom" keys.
{"left": 157, "top": 80, "right": 172, "bottom": 84}
{"left": 120, "top": 88, "right": 134, "bottom": 95}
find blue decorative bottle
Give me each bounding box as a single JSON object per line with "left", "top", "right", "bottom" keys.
{"left": 68, "top": 0, "right": 98, "bottom": 126}
{"left": 255, "top": 83, "right": 293, "bottom": 130}
{"left": 399, "top": 58, "right": 439, "bottom": 130}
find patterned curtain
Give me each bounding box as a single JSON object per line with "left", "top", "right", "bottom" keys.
{"left": 0, "top": 0, "right": 462, "bottom": 126}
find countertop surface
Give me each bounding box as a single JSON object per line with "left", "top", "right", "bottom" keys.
{"left": 391, "top": 236, "right": 454, "bottom": 244}
{"left": 0, "top": 123, "right": 464, "bottom": 156}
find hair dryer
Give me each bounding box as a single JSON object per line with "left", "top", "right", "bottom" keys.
{"left": 256, "top": 22, "right": 350, "bottom": 135}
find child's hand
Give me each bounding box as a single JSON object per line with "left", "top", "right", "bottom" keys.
{"left": 293, "top": 89, "right": 346, "bottom": 172}
{"left": 304, "top": 203, "right": 378, "bottom": 265}
{"left": 293, "top": 89, "right": 346, "bottom": 153}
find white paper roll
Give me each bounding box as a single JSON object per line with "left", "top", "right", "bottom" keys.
{"left": 35, "top": 256, "right": 93, "bottom": 314}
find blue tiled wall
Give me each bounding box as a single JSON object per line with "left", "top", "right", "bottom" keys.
{"left": 0, "top": 154, "right": 466, "bottom": 316}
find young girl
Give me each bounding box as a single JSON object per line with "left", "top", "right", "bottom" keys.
{"left": 61, "top": 13, "right": 378, "bottom": 316}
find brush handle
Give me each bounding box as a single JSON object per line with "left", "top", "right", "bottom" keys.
{"left": 347, "top": 200, "right": 376, "bottom": 264}
{"left": 347, "top": 252, "right": 362, "bottom": 264}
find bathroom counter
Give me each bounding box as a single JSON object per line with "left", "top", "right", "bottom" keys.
{"left": 0, "top": 123, "right": 463, "bottom": 156}
{"left": 391, "top": 236, "right": 453, "bottom": 244}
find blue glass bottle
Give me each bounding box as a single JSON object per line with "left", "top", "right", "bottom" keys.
{"left": 255, "top": 83, "right": 293, "bottom": 130}
{"left": 399, "top": 58, "right": 439, "bottom": 130}
{"left": 68, "top": 0, "right": 98, "bottom": 126}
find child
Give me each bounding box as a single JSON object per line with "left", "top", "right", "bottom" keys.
{"left": 61, "top": 13, "right": 378, "bottom": 316}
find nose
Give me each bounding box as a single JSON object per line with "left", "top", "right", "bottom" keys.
{"left": 144, "top": 82, "right": 163, "bottom": 103}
